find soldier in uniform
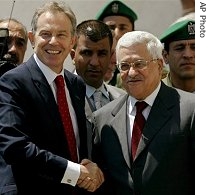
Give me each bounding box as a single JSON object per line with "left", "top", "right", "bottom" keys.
{"left": 160, "top": 20, "right": 195, "bottom": 93}
{"left": 96, "top": 0, "right": 138, "bottom": 88}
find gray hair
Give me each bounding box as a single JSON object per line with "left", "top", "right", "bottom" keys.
{"left": 116, "top": 31, "right": 164, "bottom": 62}
{"left": 31, "top": 1, "right": 76, "bottom": 35}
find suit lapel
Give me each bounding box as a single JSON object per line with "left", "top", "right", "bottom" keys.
{"left": 135, "top": 83, "right": 178, "bottom": 159}
{"left": 105, "top": 83, "right": 125, "bottom": 101}
{"left": 26, "top": 57, "right": 59, "bottom": 123}
{"left": 111, "top": 95, "right": 131, "bottom": 168}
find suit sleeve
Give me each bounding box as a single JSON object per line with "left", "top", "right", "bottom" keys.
{"left": 0, "top": 73, "right": 68, "bottom": 183}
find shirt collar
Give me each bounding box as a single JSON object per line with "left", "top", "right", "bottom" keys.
{"left": 33, "top": 53, "right": 64, "bottom": 85}
{"left": 128, "top": 82, "right": 161, "bottom": 113}
{"left": 86, "top": 83, "right": 109, "bottom": 99}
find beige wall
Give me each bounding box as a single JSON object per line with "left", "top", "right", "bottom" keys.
{"left": 0, "top": 0, "right": 182, "bottom": 70}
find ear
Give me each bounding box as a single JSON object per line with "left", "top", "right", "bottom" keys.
{"left": 162, "top": 49, "right": 169, "bottom": 64}
{"left": 157, "top": 58, "right": 164, "bottom": 72}
{"left": 28, "top": 31, "right": 35, "bottom": 49}
{"left": 70, "top": 36, "right": 76, "bottom": 49}
{"left": 70, "top": 49, "right": 76, "bottom": 65}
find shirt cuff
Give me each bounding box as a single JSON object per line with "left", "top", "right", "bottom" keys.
{"left": 61, "top": 160, "right": 80, "bottom": 186}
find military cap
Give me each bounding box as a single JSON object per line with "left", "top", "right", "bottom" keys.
{"left": 96, "top": 0, "right": 138, "bottom": 22}
{"left": 160, "top": 20, "right": 195, "bottom": 44}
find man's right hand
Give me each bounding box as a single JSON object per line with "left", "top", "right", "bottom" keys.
{"left": 77, "top": 159, "right": 104, "bottom": 192}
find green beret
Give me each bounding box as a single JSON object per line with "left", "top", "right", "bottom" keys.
{"left": 96, "top": 0, "right": 138, "bottom": 23}
{"left": 160, "top": 20, "right": 195, "bottom": 44}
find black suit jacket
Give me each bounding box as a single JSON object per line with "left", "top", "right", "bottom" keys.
{"left": 0, "top": 56, "right": 88, "bottom": 195}
{"left": 93, "top": 82, "right": 195, "bottom": 195}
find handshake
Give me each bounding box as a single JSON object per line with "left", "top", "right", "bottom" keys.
{"left": 77, "top": 159, "right": 104, "bottom": 192}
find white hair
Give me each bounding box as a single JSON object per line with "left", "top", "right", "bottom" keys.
{"left": 116, "top": 31, "right": 164, "bottom": 63}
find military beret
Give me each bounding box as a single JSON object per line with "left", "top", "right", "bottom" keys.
{"left": 96, "top": 0, "right": 138, "bottom": 23}
{"left": 160, "top": 20, "right": 195, "bottom": 44}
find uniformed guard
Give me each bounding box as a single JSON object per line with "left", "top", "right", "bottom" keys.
{"left": 160, "top": 19, "right": 195, "bottom": 93}
{"left": 95, "top": 0, "right": 138, "bottom": 88}
{"left": 160, "top": 19, "right": 195, "bottom": 50}
{"left": 96, "top": 0, "right": 138, "bottom": 30}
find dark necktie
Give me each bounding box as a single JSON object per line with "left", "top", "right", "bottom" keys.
{"left": 131, "top": 101, "right": 148, "bottom": 161}
{"left": 55, "top": 75, "right": 78, "bottom": 163}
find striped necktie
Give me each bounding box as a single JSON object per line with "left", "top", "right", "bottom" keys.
{"left": 131, "top": 101, "right": 148, "bottom": 161}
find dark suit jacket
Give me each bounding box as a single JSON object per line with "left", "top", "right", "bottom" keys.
{"left": 92, "top": 82, "right": 195, "bottom": 195}
{"left": 0, "top": 156, "right": 17, "bottom": 195}
{"left": 0, "top": 56, "right": 88, "bottom": 195}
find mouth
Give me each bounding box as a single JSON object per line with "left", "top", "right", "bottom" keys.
{"left": 180, "top": 63, "right": 195, "bottom": 69}
{"left": 128, "top": 77, "right": 143, "bottom": 82}
{"left": 87, "top": 68, "right": 101, "bottom": 73}
{"left": 86, "top": 69, "right": 102, "bottom": 78}
{"left": 127, "top": 79, "right": 143, "bottom": 85}
{"left": 182, "top": 62, "right": 194, "bottom": 66}
{"left": 46, "top": 50, "right": 61, "bottom": 55}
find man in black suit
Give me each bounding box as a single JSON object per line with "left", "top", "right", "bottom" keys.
{"left": 92, "top": 31, "right": 195, "bottom": 195}
{"left": 0, "top": 2, "right": 103, "bottom": 195}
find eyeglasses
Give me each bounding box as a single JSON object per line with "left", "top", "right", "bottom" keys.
{"left": 117, "top": 59, "right": 158, "bottom": 71}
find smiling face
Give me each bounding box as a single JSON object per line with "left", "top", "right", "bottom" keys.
{"left": 119, "top": 43, "right": 163, "bottom": 100}
{"left": 73, "top": 35, "right": 111, "bottom": 88}
{"left": 28, "top": 11, "right": 75, "bottom": 73}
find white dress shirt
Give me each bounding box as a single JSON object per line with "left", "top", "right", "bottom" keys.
{"left": 34, "top": 54, "right": 80, "bottom": 186}
{"left": 127, "top": 82, "right": 161, "bottom": 154}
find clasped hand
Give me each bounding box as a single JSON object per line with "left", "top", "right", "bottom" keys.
{"left": 77, "top": 159, "right": 104, "bottom": 192}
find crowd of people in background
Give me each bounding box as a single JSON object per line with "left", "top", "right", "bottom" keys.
{"left": 0, "top": 0, "right": 195, "bottom": 195}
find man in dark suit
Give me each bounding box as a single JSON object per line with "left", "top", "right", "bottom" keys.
{"left": 92, "top": 31, "right": 195, "bottom": 195}
{"left": 0, "top": 2, "right": 103, "bottom": 195}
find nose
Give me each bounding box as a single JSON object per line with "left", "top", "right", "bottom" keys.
{"left": 183, "top": 47, "right": 195, "bottom": 58}
{"left": 127, "top": 66, "right": 138, "bottom": 77}
{"left": 113, "top": 28, "right": 121, "bottom": 41}
{"left": 49, "top": 36, "right": 59, "bottom": 45}
{"left": 8, "top": 41, "right": 17, "bottom": 54}
{"left": 90, "top": 53, "right": 100, "bottom": 66}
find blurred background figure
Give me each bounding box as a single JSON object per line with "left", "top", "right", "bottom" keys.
{"left": 180, "top": 0, "right": 195, "bottom": 16}
{"left": 173, "top": 0, "right": 195, "bottom": 23}
{"left": 0, "top": 18, "right": 28, "bottom": 65}
{"left": 160, "top": 19, "right": 195, "bottom": 93}
{"left": 96, "top": 0, "right": 138, "bottom": 88}
{"left": 103, "top": 36, "right": 117, "bottom": 83}
{"left": 0, "top": 18, "right": 28, "bottom": 76}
